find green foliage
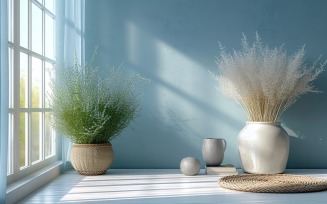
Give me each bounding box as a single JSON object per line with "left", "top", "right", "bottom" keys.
{"left": 50, "top": 51, "right": 145, "bottom": 144}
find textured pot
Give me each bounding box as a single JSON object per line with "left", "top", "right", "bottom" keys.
{"left": 202, "top": 138, "right": 226, "bottom": 166}
{"left": 238, "top": 122, "right": 289, "bottom": 174}
{"left": 70, "top": 143, "right": 114, "bottom": 175}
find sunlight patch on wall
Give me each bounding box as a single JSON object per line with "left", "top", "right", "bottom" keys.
{"left": 126, "top": 21, "right": 139, "bottom": 65}
{"left": 126, "top": 21, "right": 244, "bottom": 145}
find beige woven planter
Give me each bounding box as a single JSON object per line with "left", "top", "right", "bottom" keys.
{"left": 70, "top": 143, "right": 114, "bottom": 175}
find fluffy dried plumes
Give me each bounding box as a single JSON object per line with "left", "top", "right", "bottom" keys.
{"left": 216, "top": 33, "right": 325, "bottom": 122}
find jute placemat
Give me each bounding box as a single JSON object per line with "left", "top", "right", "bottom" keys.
{"left": 219, "top": 174, "right": 327, "bottom": 193}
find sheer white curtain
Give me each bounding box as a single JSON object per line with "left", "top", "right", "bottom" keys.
{"left": 56, "top": 0, "right": 85, "bottom": 171}
{"left": 0, "top": 0, "right": 9, "bottom": 202}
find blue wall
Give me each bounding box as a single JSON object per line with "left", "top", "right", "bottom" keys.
{"left": 85, "top": 0, "right": 327, "bottom": 169}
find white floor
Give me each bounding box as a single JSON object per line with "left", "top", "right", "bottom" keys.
{"left": 18, "top": 169, "right": 327, "bottom": 204}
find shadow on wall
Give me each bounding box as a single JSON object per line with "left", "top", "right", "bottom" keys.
{"left": 100, "top": 19, "right": 245, "bottom": 168}
{"left": 111, "top": 61, "right": 244, "bottom": 168}
{"left": 85, "top": 0, "right": 327, "bottom": 169}
{"left": 283, "top": 71, "right": 327, "bottom": 169}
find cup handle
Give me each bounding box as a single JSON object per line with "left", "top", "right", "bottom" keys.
{"left": 222, "top": 139, "right": 227, "bottom": 151}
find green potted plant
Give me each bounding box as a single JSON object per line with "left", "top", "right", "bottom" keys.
{"left": 50, "top": 51, "right": 145, "bottom": 175}
{"left": 214, "top": 33, "right": 325, "bottom": 174}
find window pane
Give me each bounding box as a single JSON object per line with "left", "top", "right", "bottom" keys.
{"left": 9, "top": 48, "right": 14, "bottom": 108}
{"left": 45, "top": 0, "right": 54, "bottom": 13}
{"left": 7, "top": 114, "right": 14, "bottom": 175}
{"left": 32, "top": 57, "right": 42, "bottom": 108}
{"left": 45, "top": 62, "right": 53, "bottom": 108}
{"left": 20, "top": 0, "right": 28, "bottom": 48}
{"left": 45, "top": 112, "right": 53, "bottom": 157}
{"left": 32, "top": 4, "right": 42, "bottom": 54}
{"left": 31, "top": 112, "right": 41, "bottom": 163}
{"left": 20, "top": 113, "right": 27, "bottom": 168}
{"left": 45, "top": 15, "right": 54, "bottom": 59}
{"left": 20, "top": 52, "right": 28, "bottom": 108}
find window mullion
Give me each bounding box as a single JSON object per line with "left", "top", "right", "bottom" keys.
{"left": 41, "top": 1, "right": 46, "bottom": 160}
{"left": 41, "top": 112, "right": 45, "bottom": 160}
{"left": 12, "top": 0, "right": 21, "bottom": 176}
{"left": 27, "top": 0, "right": 32, "bottom": 167}
{"left": 27, "top": 65, "right": 32, "bottom": 167}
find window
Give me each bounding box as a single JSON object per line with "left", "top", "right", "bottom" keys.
{"left": 7, "top": 0, "right": 57, "bottom": 185}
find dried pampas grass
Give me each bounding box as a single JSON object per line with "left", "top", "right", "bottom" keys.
{"left": 215, "top": 33, "right": 325, "bottom": 122}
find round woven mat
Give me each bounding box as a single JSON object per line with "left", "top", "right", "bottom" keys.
{"left": 219, "top": 174, "right": 327, "bottom": 193}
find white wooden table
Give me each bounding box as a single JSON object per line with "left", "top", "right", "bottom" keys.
{"left": 19, "top": 169, "right": 327, "bottom": 203}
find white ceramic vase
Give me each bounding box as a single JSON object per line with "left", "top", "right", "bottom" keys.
{"left": 238, "top": 122, "right": 289, "bottom": 174}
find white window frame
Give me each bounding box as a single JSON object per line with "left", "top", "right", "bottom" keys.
{"left": 7, "top": 0, "right": 58, "bottom": 185}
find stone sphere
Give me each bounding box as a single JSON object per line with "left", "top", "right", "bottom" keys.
{"left": 180, "top": 157, "right": 201, "bottom": 176}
